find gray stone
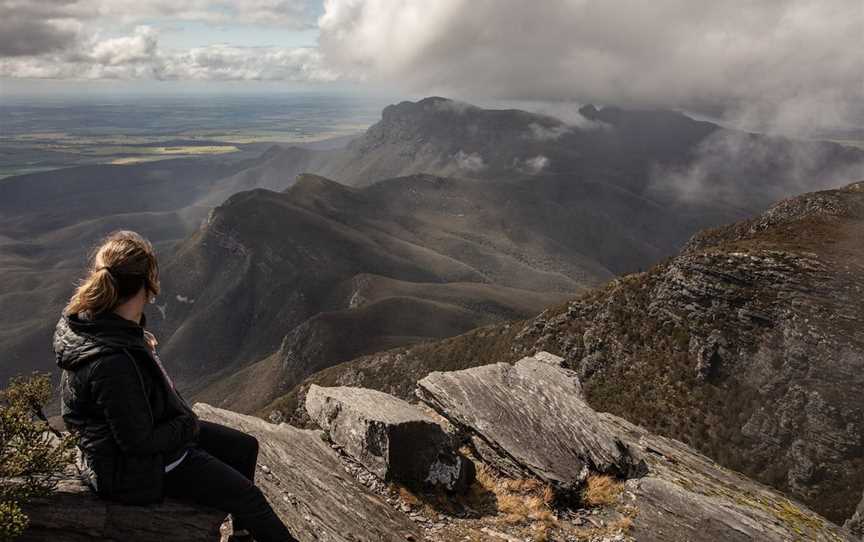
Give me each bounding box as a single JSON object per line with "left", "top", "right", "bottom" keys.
{"left": 845, "top": 491, "right": 864, "bottom": 538}
{"left": 603, "top": 414, "right": 855, "bottom": 542}
{"left": 417, "top": 354, "right": 855, "bottom": 541}
{"left": 532, "top": 350, "right": 566, "bottom": 367}
{"left": 20, "top": 470, "right": 225, "bottom": 541}
{"left": 305, "top": 384, "right": 472, "bottom": 491}
{"left": 195, "top": 403, "right": 420, "bottom": 542}
{"left": 416, "top": 355, "right": 640, "bottom": 490}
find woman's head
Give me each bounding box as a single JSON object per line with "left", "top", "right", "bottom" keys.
{"left": 64, "top": 230, "right": 160, "bottom": 318}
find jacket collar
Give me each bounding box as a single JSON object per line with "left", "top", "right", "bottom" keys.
{"left": 54, "top": 310, "right": 151, "bottom": 369}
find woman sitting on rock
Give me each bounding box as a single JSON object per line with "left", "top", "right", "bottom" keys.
{"left": 54, "top": 230, "right": 297, "bottom": 542}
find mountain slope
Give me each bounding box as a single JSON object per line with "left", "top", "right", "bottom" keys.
{"left": 162, "top": 161, "right": 790, "bottom": 411}
{"left": 268, "top": 180, "right": 864, "bottom": 523}
{"left": 155, "top": 172, "right": 657, "bottom": 407}
{"left": 235, "top": 97, "right": 864, "bottom": 208}
{"left": 5, "top": 97, "right": 863, "bottom": 386}
{"left": 0, "top": 157, "right": 254, "bottom": 382}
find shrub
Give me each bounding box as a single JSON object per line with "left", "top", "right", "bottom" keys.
{"left": 0, "top": 373, "right": 77, "bottom": 541}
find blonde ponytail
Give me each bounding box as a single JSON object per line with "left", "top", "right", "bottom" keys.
{"left": 64, "top": 231, "right": 160, "bottom": 318}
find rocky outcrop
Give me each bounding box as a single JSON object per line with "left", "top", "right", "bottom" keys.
{"left": 304, "top": 384, "right": 473, "bottom": 491}
{"left": 194, "top": 404, "right": 421, "bottom": 542}
{"left": 285, "top": 181, "right": 864, "bottom": 523}
{"left": 417, "top": 354, "right": 855, "bottom": 541}
{"left": 417, "top": 355, "right": 641, "bottom": 491}
{"left": 25, "top": 405, "right": 421, "bottom": 542}
{"left": 846, "top": 491, "right": 864, "bottom": 538}
{"left": 20, "top": 472, "right": 225, "bottom": 541}
{"left": 28, "top": 364, "right": 857, "bottom": 542}
{"left": 605, "top": 414, "right": 854, "bottom": 542}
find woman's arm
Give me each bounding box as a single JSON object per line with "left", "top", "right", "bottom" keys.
{"left": 89, "top": 351, "right": 197, "bottom": 455}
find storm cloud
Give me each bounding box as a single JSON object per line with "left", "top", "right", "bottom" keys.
{"left": 2, "top": 0, "right": 861, "bottom": 136}
{"left": 318, "top": 0, "right": 864, "bottom": 135}
{"left": 0, "top": 1, "right": 82, "bottom": 56}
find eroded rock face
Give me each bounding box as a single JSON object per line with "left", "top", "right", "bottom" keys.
{"left": 194, "top": 404, "right": 420, "bottom": 542}
{"left": 845, "top": 491, "right": 864, "bottom": 538}
{"left": 417, "top": 353, "right": 855, "bottom": 541}
{"left": 416, "top": 354, "right": 641, "bottom": 490}
{"left": 20, "top": 471, "right": 225, "bottom": 541}
{"left": 603, "top": 414, "right": 854, "bottom": 542}
{"left": 305, "top": 384, "right": 473, "bottom": 491}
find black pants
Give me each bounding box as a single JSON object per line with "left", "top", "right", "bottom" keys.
{"left": 164, "top": 421, "right": 296, "bottom": 542}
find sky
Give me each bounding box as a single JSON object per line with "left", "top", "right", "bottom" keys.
{"left": 0, "top": 0, "right": 862, "bottom": 136}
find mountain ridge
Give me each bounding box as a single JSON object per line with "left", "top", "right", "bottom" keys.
{"left": 267, "top": 180, "right": 864, "bottom": 523}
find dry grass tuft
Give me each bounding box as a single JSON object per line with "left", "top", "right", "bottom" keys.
{"left": 474, "top": 464, "right": 558, "bottom": 530}
{"left": 582, "top": 474, "right": 624, "bottom": 507}
{"left": 397, "top": 485, "right": 421, "bottom": 508}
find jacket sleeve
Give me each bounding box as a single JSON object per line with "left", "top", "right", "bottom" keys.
{"left": 89, "top": 352, "right": 196, "bottom": 455}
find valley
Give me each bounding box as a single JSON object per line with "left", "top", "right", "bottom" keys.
{"left": 2, "top": 96, "right": 863, "bottom": 534}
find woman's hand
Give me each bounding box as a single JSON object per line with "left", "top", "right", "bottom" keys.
{"left": 143, "top": 330, "right": 158, "bottom": 353}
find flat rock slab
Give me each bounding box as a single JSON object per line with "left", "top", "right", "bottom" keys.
{"left": 305, "top": 384, "right": 471, "bottom": 491}
{"left": 20, "top": 470, "right": 225, "bottom": 541}
{"left": 601, "top": 414, "right": 856, "bottom": 542}
{"left": 195, "top": 403, "right": 420, "bottom": 542}
{"left": 416, "top": 354, "right": 639, "bottom": 490}
{"left": 419, "top": 351, "right": 853, "bottom": 541}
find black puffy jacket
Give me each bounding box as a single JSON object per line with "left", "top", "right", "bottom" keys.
{"left": 54, "top": 311, "right": 199, "bottom": 504}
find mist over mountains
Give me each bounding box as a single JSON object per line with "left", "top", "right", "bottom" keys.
{"left": 2, "top": 94, "right": 864, "bottom": 536}
{"left": 2, "top": 97, "right": 863, "bottom": 390}
{"left": 273, "top": 180, "right": 864, "bottom": 523}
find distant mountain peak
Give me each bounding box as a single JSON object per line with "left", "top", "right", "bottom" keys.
{"left": 290, "top": 173, "right": 350, "bottom": 193}
{"left": 578, "top": 103, "right": 713, "bottom": 131}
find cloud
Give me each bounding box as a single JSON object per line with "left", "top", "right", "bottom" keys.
{"left": 0, "top": 24, "right": 334, "bottom": 81}
{"left": 3, "top": 0, "right": 315, "bottom": 29}
{"left": 523, "top": 155, "right": 549, "bottom": 174}
{"left": 429, "top": 98, "right": 477, "bottom": 115}
{"left": 160, "top": 45, "right": 334, "bottom": 81}
{"left": 513, "top": 155, "right": 550, "bottom": 175}
{"left": 0, "top": 1, "right": 82, "bottom": 56}
{"left": 648, "top": 130, "right": 864, "bottom": 207}
{"left": 86, "top": 26, "right": 159, "bottom": 66}
{"left": 3, "top": 0, "right": 861, "bottom": 138}
{"left": 526, "top": 123, "right": 572, "bottom": 141}
{"left": 318, "top": 0, "right": 864, "bottom": 136}
{"left": 454, "top": 150, "right": 486, "bottom": 172}
{"left": 0, "top": 0, "right": 327, "bottom": 81}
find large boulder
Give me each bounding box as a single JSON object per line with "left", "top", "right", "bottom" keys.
{"left": 305, "top": 384, "right": 473, "bottom": 491}
{"left": 416, "top": 354, "right": 641, "bottom": 490}
{"left": 195, "top": 404, "right": 420, "bottom": 542}
{"left": 20, "top": 471, "right": 225, "bottom": 541}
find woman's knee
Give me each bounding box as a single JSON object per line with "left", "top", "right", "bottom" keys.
{"left": 242, "top": 433, "right": 259, "bottom": 457}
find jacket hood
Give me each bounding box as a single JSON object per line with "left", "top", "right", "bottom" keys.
{"left": 54, "top": 311, "right": 151, "bottom": 369}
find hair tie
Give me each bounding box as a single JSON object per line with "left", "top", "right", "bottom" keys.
{"left": 98, "top": 266, "right": 116, "bottom": 276}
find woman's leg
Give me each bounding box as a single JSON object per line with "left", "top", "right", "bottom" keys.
{"left": 196, "top": 420, "right": 259, "bottom": 482}
{"left": 194, "top": 421, "right": 260, "bottom": 533}
{"left": 164, "top": 444, "right": 295, "bottom": 541}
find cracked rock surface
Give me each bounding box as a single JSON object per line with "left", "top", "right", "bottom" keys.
{"left": 305, "top": 384, "right": 472, "bottom": 491}
{"left": 195, "top": 403, "right": 421, "bottom": 542}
